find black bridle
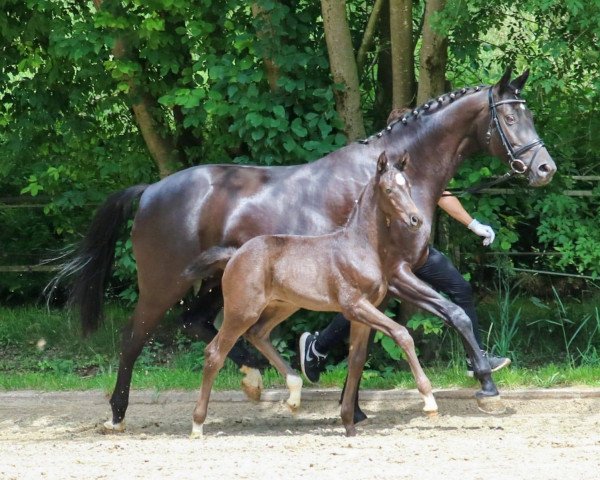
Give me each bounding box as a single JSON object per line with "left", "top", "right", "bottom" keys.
{"left": 486, "top": 86, "right": 545, "bottom": 175}
{"left": 443, "top": 87, "right": 546, "bottom": 197}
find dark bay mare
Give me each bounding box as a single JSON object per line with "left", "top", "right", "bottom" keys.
{"left": 58, "top": 69, "right": 556, "bottom": 431}
{"left": 186, "top": 152, "right": 438, "bottom": 437}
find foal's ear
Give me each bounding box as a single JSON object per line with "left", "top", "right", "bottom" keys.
{"left": 395, "top": 151, "right": 410, "bottom": 171}
{"left": 377, "top": 151, "right": 389, "bottom": 174}
{"left": 509, "top": 69, "right": 530, "bottom": 94}
{"left": 497, "top": 67, "right": 513, "bottom": 95}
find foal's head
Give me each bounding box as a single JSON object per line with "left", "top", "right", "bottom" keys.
{"left": 376, "top": 151, "right": 422, "bottom": 231}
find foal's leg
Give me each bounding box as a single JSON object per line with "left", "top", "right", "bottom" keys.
{"left": 180, "top": 286, "right": 266, "bottom": 399}
{"left": 389, "top": 262, "right": 504, "bottom": 413}
{"left": 339, "top": 322, "right": 371, "bottom": 436}
{"left": 343, "top": 299, "right": 438, "bottom": 416}
{"left": 244, "top": 304, "right": 303, "bottom": 410}
{"left": 191, "top": 311, "right": 260, "bottom": 437}
{"left": 340, "top": 328, "right": 376, "bottom": 424}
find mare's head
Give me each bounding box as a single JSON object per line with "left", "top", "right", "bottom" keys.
{"left": 479, "top": 68, "right": 556, "bottom": 186}
{"left": 376, "top": 151, "right": 422, "bottom": 231}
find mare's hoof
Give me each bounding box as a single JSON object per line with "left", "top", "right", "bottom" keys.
{"left": 424, "top": 409, "right": 439, "bottom": 418}
{"left": 102, "top": 419, "right": 126, "bottom": 433}
{"left": 344, "top": 424, "right": 357, "bottom": 437}
{"left": 476, "top": 395, "right": 506, "bottom": 414}
{"left": 240, "top": 366, "right": 263, "bottom": 402}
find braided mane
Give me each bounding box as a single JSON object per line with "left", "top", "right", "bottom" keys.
{"left": 359, "top": 85, "right": 488, "bottom": 145}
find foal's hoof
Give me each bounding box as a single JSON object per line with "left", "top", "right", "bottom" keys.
{"left": 421, "top": 394, "right": 438, "bottom": 416}
{"left": 285, "top": 398, "right": 301, "bottom": 412}
{"left": 190, "top": 421, "right": 204, "bottom": 439}
{"left": 102, "top": 419, "right": 126, "bottom": 433}
{"left": 476, "top": 395, "right": 506, "bottom": 415}
{"left": 240, "top": 366, "right": 263, "bottom": 402}
{"left": 344, "top": 424, "right": 358, "bottom": 437}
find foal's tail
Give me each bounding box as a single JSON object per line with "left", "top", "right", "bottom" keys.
{"left": 47, "top": 185, "right": 148, "bottom": 336}
{"left": 183, "top": 246, "right": 237, "bottom": 281}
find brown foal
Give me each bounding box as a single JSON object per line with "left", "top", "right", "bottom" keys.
{"left": 186, "top": 152, "right": 438, "bottom": 437}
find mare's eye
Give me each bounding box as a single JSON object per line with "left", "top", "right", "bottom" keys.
{"left": 385, "top": 188, "right": 392, "bottom": 194}
{"left": 506, "top": 114, "right": 516, "bottom": 125}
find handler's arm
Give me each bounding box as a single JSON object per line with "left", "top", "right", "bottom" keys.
{"left": 437, "top": 191, "right": 495, "bottom": 246}
{"left": 437, "top": 191, "right": 473, "bottom": 226}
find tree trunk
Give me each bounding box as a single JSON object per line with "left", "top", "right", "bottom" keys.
{"left": 93, "top": 0, "right": 178, "bottom": 178}
{"left": 374, "top": 1, "right": 393, "bottom": 128}
{"left": 417, "top": 0, "right": 448, "bottom": 104}
{"left": 389, "top": 0, "right": 416, "bottom": 108}
{"left": 252, "top": 2, "right": 281, "bottom": 92}
{"left": 321, "top": 0, "right": 366, "bottom": 142}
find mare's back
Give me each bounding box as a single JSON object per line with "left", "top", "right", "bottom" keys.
{"left": 133, "top": 152, "right": 375, "bottom": 253}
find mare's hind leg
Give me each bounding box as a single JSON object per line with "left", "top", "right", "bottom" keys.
{"left": 105, "top": 292, "right": 185, "bottom": 431}
{"left": 180, "top": 286, "right": 266, "bottom": 400}
{"left": 243, "top": 304, "right": 302, "bottom": 410}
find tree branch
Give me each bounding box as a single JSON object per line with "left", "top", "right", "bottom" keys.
{"left": 356, "top": 0, "right": 385, "bottom": 75}
{"left": 93, "top": 0, "right": 178, "bottom": 177}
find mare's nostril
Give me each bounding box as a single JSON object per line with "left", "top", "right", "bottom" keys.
{"left": 539, "top": 163, "right": 550, "bottom": 173}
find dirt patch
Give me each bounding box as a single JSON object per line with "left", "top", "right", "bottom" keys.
{"left": 1, "top": 388, "right": 599, "bottom": 479}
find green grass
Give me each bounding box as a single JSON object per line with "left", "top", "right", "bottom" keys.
{"left": 2, "top": 303, "right": 600, "bottom": 393}
{"left": 2, "top": 363, "right": 599, "bottom": 393}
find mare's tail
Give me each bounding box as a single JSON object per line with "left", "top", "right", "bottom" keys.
{"left": 48, "top": 185, "right": 148, "bottom": 335}
{"left": 183, "top": 247, "right": 237, "bottom": 281}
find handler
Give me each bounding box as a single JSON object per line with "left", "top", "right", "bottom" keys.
{"left": 298, "top": 110, "right": 512, "bottom": 384}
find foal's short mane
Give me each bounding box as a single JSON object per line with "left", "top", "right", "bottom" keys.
{"left": 358, "top": 84, "right": 489, "bottom": 145}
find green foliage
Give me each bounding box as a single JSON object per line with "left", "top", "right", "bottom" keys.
{"left": 1, "top": 0, "right": 598, "bottom": 318}
{"left": 486, "top": 267, "right": 523, "bottom": 358}
{"left": 528, "top": 287, "right": 600, "bottom": 368}
{"left": 535, "top": 193, "right": 600, "bottom": 278}
{"left": 437, "top": 0, "right": 600, "bottom": 278}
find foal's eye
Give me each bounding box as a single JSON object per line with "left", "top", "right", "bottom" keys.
{"left": 505, "top": 114, "right": 516, "bottom": 125}
{"left": 385, "top": 188, "right": 392, "bottom": 194}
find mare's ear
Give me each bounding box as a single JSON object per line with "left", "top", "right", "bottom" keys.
{"left": 496, "top": 67, "right": 513, "bottom": 95}
{"left": 377, "top": 151, "right": 389, "bottom": 174}
{"left": 509, "top": 69, "right": 530, "bottom": 94}
{"left": 395, "top": 151, "right": 410, "bottom": 171}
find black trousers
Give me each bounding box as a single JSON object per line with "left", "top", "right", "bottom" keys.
{"left": 314, "top": 246, "right": 484, "bottom": 352}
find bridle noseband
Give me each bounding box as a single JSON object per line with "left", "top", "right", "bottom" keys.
{"left": 486, "top": 87, "right": 545, "bottom": 176}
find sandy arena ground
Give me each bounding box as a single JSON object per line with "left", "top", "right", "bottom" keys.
{"left": 1, "top": 388, "right": 599, "bottom": 480}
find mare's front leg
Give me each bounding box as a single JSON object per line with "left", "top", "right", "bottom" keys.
{"left": 179, "top": 286, "right": 265, "bottom": 400}
{"left": 244, "top": 304, "right": 303, "bottom": 410}
{"left": 389, "top": 262, "right": 504, "bottom": 413}
{"left": 339, "top": 322, "right": 371, "bottom": 436}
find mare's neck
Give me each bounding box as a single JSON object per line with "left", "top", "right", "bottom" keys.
{"left": 385, "top": 89, "right": 488, "bottom": 220}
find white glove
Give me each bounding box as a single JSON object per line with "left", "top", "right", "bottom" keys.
{"left": 468, "top": 219, "right": 495, "bottom": 246}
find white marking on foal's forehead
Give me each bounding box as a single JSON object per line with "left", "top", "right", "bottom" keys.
{"left": 395, "top": 173, "right": 406, "bottom": 186}
{"left": 519, "top": 103, "right": 526, "bottom": 111}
